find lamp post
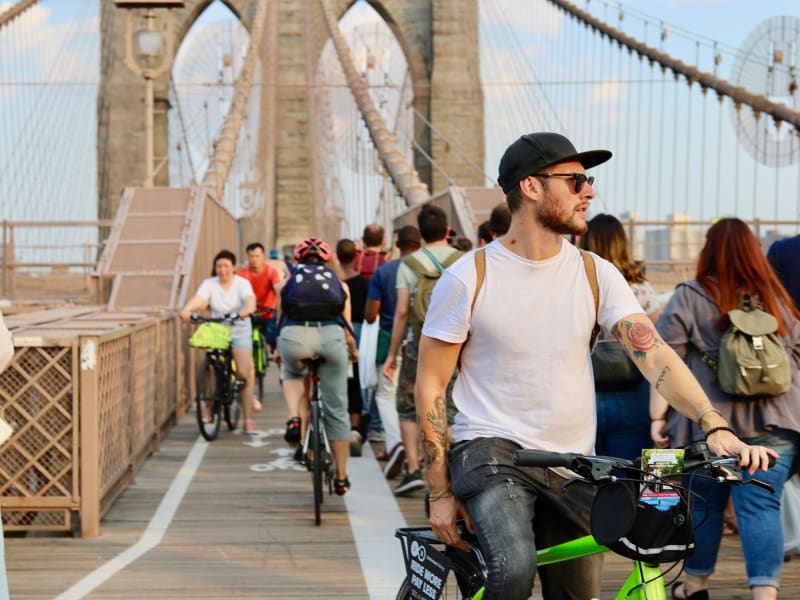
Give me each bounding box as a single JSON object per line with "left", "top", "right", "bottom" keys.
{"left": 113, "top": 0, "right": 185, "bottom": 187}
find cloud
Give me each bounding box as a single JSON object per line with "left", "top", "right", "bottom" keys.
{"left": 588, "top": 79, "right": 624, "bottom": 106}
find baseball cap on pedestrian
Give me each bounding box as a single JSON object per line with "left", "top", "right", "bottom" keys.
{"left": 497, "top": 132, "right": 612, "bottom": 194}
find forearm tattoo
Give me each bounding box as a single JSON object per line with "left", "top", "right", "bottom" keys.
{"left": 655, "top": 366, "right": 670, "bottom": 391}
{"left": 614, "top": 320, "right": 663, "bottom": 360}
{"left": 422, "top": 394, "right": 448, "bottom": 465}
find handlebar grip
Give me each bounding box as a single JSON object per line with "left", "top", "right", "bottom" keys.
{"left": 512, "top": 449, "right": 577, "bottom": 469}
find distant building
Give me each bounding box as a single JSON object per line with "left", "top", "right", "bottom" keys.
{"left": 644, "top": 213, "right": 705, "bottom": 267}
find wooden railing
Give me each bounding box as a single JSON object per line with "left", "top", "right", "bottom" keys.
{"left": 1, "top": 220, "right": 113, "bottom": 300}
{"left": 0, "top": 309, "right": 183, "bottom": 537}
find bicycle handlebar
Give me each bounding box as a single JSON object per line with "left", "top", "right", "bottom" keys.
{"left": 190, "top": 313, "right": 241, "bottom": 324}
{"left": 512, "top": 442, "right": 775, "bottom": 493}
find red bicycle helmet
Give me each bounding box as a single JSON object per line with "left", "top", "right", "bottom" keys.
{"left": 293, "top": 237, "right": 332, "bottom": 262}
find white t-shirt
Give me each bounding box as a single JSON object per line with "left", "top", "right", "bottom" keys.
{"left": 422, "top": 239, "right": 643, "bottom": 454}
{"left": 196, "top": 275, "right": 254, "bottom": 340}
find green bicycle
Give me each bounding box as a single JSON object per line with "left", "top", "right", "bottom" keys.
{"left": 394, "top": 442, "right": 774, "bottom": 600}
{"left": 189, "top": 314, "right": 244, "bottom": 441}
{"left": 250, "top": 312, "right": 269, "bottom": 403}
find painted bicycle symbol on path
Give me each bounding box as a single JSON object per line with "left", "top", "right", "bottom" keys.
{"left": 246, "top": 428, "right": 307, "bottom": 472}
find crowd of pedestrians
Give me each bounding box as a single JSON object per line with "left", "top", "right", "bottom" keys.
{"left": 172, "top": 130, "right": 798, "bottom": 600}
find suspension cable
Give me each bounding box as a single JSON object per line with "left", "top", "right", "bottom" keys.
{"left": 410, "top": 107, "right": 494, "bottom": 186}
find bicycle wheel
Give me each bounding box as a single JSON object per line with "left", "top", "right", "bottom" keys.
{"left": 224, "top": 388, "right": 241, "bottom": 431}
{"left": 310, "top": 399, "right": 323, "bottom": 526}
{"left": 196, "top": 357, "right": 221, "bottom": 441}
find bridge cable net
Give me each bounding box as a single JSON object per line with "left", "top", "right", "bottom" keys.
{"left": 313, "top": 1, "right": 421, "bottom": 239}
{"left": 168, "top": 1, "right": 265, "bottom": 221}
{"left": 0, "top": 0, "right": 100, "bottom": 271}
{"left": 479, "top": 0, "right": 800, "bottom": 249}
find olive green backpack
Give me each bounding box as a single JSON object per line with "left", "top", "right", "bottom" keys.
{"left": 702, "top": 294, "right": 791, "bottom": 398}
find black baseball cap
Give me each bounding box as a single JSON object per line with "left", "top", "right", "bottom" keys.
{"left": 497, "top": 132, "right": 612, "bottom": 194}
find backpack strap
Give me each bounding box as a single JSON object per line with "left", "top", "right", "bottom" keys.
{"left": 471, "top": 248, "right": 486, "bottom": 315}
{"left": 421, "top": 247, "right": 447, "bottom": 272}
{"left": 580, "top": 249, "right": 601, "bottom": 349}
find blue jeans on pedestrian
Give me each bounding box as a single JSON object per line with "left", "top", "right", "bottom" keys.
{"left": 448, "top": 437, "right": 602, "bottom": 600}
{"left": 595, "top": 381, "right": 652, "bottom": 462}
{"left": 685, "top": 427, "right": 800, "bottom": 589}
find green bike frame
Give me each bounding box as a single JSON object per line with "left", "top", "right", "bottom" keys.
{"left": 469, "top": 535, "right": 666, "bottom": 600}
{"left": 252, "top": 326, "right": 267, "bottom": 375}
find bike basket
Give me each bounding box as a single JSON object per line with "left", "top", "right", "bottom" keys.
{"left": 590, "top": 480, "right": 695, "bottom": 563}
{"left": 188, "top": 322, "right": 231, "bottom": 350}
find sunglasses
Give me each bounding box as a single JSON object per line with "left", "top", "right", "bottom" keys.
{"left": 535, "top": 172, "right": 595, "bottom": 193}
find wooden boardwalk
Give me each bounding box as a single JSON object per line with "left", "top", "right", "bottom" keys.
{"left": 5, "top": 366, "right": 800, "bottom": 599}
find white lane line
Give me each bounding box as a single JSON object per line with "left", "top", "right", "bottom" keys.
{"left": 53, "top": 437, "right": 209, "bottom": 600}
{"left": 344, "top": 443, "right": 409, "bottom": 600}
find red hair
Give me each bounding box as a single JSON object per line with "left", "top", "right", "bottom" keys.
{"left": 695, "top": 218, "right": 800, "bottom": 336}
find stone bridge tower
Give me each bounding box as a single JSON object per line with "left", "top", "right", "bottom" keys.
{"left": 99, "top": 0, "right": 483, "bottom": 249}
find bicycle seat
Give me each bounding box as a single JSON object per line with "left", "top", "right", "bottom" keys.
{"left": 302, "top": 356, "right": 325, "bottom": 371}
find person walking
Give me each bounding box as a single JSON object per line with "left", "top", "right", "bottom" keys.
{"left": 353, "top": 223, "right": 389, "bottom": 281}
{"left": 415, "top": 132, "right": 775, "bottom": 600}
{"left": 336, "top": 238, "right": 371, "bottom": 456}
{"left": 767, "top": 234, "right": 800, "bottom": 310}
{"left": 383, "top": 205, "right": 463, "bottom": 496}
{"left": 179, "top": 249, "right": 258, "bottom": 433}
{"left": 651, "top": 218, "right": 800, "bottom": 600}
{"left": 364, "top": 225, "right": 421, "bottom": 478}
{"left": 580, "top": 213, "right": 660, "bottom": 460}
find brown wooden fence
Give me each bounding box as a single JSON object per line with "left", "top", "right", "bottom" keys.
{"left": 0, "top": 309, "right": 183, "bottom": 537}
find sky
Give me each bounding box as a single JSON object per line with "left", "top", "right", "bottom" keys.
{"left": 0, "top": 0, "right": 799, "bottom": 239}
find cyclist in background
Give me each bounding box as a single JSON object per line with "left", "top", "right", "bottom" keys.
{"left": 276, "top": 237, "right": 358, "bottom": 496}
{"left": 238, "top": 242, "right": 284, "bottom": 406}
{"left": 179, "top": 249, "right": 258, "bottom": 434}
{"left": 415, "top": 132, "right": 775, "bottom": 600}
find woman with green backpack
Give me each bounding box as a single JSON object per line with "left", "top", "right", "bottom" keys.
{"left": 651, "top": 218, "right": 800, "bottom": 600}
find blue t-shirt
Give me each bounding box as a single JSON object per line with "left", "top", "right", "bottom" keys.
{"left": 367, "top": 259, "right": 400, "bottom": 332}
{"left": 767, "top": 235, "right": 800, "bottom": 311}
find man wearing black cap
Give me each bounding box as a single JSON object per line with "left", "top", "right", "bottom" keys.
{"left": 413, "top": 133, "right": 774, "bottom": 599}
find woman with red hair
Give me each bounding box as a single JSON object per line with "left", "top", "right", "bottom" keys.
{"left": 652, "top": 218, "right": 800, "bottom": 600}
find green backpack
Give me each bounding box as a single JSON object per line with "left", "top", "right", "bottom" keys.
{"left": 403, "top": 248, "right": 463, "bottom": 346}
{"left": 702, "top": 294, "right": 792, "bottom": 398}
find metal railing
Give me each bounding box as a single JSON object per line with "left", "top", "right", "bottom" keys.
{"left": 1, "top": 220, "right": 113, "bottom": 299}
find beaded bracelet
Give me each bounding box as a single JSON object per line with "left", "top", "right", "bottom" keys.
{"left": 428, "top": 489, "right": 454, "bottom": 502}
{"left": 704, "top": 425, "right": 736, "bottom": 440}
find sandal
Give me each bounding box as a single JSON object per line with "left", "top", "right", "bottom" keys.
{"left": 334, "top": 477, "right": 351, "bottom": 496}
{"left": 243, "top": 419, "right": 258, "bottom": 434}
{"left": 284, "top": 417, "right": 301, "bottom": 444}
{"left": 671, "top": 582, "right": 709, "bottom": 600}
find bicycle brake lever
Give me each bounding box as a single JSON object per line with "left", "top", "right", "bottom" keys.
{"left": 747, "top": 478, "right": 776, "bottom": 493}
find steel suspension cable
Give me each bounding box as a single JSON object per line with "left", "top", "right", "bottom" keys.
{"left": 201, "top": 0, "right": 267, "bottom": 201}
{"left": 318, "top": 0, "right": 428, "bottom": 206}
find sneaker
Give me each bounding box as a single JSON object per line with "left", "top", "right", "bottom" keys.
{"left": 284, "top": 417, "right": 301, "bottom": 444}
{"left": 367, "top": 429, "right": 385, "bottom": 442}
{"left": 243, "top": 419, "right": 258, "bottom": 434}
{"left": 334, "top": 477, "right": 351, "bottom": 496}
{"left": 383, "top": 443, "right": 406, "bottom": 479}
{"left": 394, "top": 469, "right": 425, "bottom": 496}
{"left": 350, "top": 430, "right": 363, "bottom": 457}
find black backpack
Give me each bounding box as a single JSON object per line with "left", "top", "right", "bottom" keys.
{"left": 281, "top": 263, "right": 346, "bottom": 322}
